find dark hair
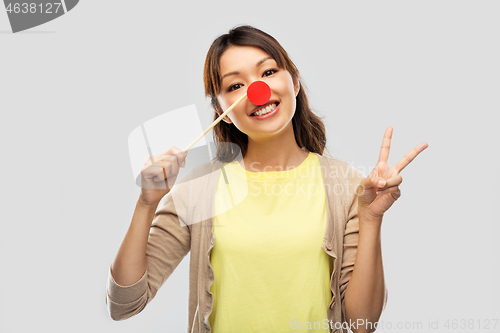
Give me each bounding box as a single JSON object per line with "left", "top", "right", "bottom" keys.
{"left": 204, "top": 25, "right": 331, "bottom": 162}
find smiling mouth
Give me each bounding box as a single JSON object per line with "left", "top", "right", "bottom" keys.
{"left": 250, "top": 102, "right": 280, "bottom": 116}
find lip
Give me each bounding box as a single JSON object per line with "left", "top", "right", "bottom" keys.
{"left": 250, "top": 102, "right": 280, "bottom": 120}
{"left": 248, "top": 100, "right": 280, "bottom": 116}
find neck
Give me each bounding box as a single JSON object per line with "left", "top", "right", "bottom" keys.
{"left": 240, "top": 122, "right": 309, "bottom": 172}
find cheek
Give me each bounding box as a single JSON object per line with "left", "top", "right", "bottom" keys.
{"left": 217, "top": 97, "right": 227, "bottom": 111}
{"left": 287, "top": 79, "right": 297, "bottom": 95}
{"left": 218, "top": 94, "right": 241, "bottom": 111}
{"left": 275, "top": 76, "right": 296, "bottom": 97}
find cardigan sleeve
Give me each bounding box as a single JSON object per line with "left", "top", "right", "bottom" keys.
{"left": 339, "top": 165, "right": 389, "bottom": 323}
{"left": 339, "top": 166, "right": 362, "bottom": 306}
{"left": 105, "top": 187, "right": 191, "bottom": 321}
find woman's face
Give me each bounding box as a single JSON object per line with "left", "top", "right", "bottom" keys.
{"left": 216, "top": 46, "right": 300, "bottom": 138}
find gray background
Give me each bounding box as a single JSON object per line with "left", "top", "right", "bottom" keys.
{"left": 1, "top": 1, "right": 499, "bottom": 332}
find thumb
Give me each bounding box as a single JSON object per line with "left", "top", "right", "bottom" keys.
{"left": 181, "top": 150, "right": 188, "bottom": 167}
{"left": 358, "top": 176, "right": 386, "bottom": 194}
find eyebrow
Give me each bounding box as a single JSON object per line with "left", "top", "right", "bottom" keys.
{"left": 221, "top": 56, "right": 274, "bottom": 81}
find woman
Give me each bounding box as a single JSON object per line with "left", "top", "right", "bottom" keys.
{"left": 106, "top": 25, "right": 428, "bottom": 333}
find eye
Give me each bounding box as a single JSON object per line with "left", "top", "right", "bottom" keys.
{"left": 228, "top": 83, "right": 242, "bottom": 92}
{"left": 263, "top": 69, "right": 278, "bottom": 76}
{"left": 226, "top": 69, "right": 277, "bottom": 92}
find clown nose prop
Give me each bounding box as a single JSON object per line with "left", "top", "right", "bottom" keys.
{"left": 183, "top": 81, "right": 271, "bottom": 153}
{"left": 247, "top": 80, "right": 272, "bottom": 105}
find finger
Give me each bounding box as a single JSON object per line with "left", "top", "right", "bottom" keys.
{"left": 376, "top": 186, "right": 401, "bottom": 200}
{"left": 378, "top": 126, "right": 393, "bottom": 163}
{"left": 149, "top": 148, "right": 188, "bottom": 170}
{"left": 154, "top": 155, "right": 179, "bottom": 182}
{"left": 161, "top": 160, "right": 168, "bottom": 180}
{"left": 152, "top": 147, "right": 187, "bottom": 167}
{"left": 376, "top": 184, "right": 398, "bottom": 193}
{"left": 380, "top": 174, "right": 403, "bottom": 189}
{"left": 394, "top": 142, "right": 429, "bottom": 173}
{"left": 168, "top": 146, "right": 189, "bottom": 168}
{"left": 141, "top": 165, "right": 164, "bottom": 180}
{"left": 358, "top": 176, "right": 387, "bottom": 194}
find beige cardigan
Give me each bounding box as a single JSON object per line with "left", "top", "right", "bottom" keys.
{"left": 105, "top": 153, "right": 388, "bottom": 333}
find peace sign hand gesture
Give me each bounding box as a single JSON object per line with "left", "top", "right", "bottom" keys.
{"left": 357, "top": 126, "right": 428, "bottom": 221}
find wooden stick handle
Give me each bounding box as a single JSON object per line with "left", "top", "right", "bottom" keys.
{"left": 182, "top": 92, "right": 247, "bottom": 153}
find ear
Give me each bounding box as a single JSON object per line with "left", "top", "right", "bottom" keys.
{"left": 216, "top": 110, "right": 232, "bottom": 124}
{"left": 293, "top": 77, "right": 300, "bottom": 97}
{"left": 214, "top": 98, "right": 232, "bottom": 124}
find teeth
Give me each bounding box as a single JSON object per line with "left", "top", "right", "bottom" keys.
{"left": 253, "top": 103, "right": 277, "bottom": 116}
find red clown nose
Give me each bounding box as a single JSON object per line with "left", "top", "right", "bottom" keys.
{"left": 247, "top": 81, "right": 271, "bottom": 105}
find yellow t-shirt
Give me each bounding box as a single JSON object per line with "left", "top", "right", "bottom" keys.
{"left": 209, "top": 152, "right": 332, "bottom": 332}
